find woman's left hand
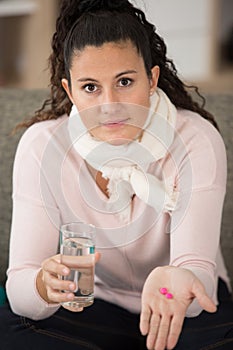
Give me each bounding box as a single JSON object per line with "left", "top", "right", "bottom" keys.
{"left": 140, "top": 266, "right": 217, "bottom": 350}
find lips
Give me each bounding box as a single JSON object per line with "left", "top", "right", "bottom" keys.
{"left": 100, "top": 118, "right": 130, "bottom": 127}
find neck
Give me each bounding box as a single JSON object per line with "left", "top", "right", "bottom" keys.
{"left": 86, "top": 162, "right": 109, "bottom": 198}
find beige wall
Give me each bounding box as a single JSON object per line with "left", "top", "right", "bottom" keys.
{"left": 0, "top": 0, "right": 59, "bottom": 88}
{"left": 1, "top": 0, "right": 232, "bottom": 91}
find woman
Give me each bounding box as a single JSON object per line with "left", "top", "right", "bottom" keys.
{"left": 0, "top": 0, "right": 232, "bottom": 349}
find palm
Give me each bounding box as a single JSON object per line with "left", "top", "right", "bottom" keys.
{"left": 140, "top": 266, "right": 216, "bottom": 350}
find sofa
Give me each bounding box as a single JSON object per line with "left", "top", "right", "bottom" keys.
{"left": 0, "top": 88, "right": 233, "bottom": 301}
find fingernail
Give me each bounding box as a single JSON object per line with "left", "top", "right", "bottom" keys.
{"left": 62, "top": 268, "right": 69, "bottom": 275}
{"left": 69, "top": 283, "right": 75, "bottom": 291}
{"left": 67, "top": 293, "right": 73, "bottom": 300}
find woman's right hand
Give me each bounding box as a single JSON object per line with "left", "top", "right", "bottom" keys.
{"left": 36, "top": 252, "right": 101, "bottom": 311}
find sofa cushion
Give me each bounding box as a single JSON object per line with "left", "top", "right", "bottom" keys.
{"left": 0, "top": 89, "right": 49, "bottom": 285}
{"left": 204, "top": 93, "right": 233, "bottom": 289}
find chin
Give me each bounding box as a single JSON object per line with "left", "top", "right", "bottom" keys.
{"left": 106, "top": 138, "right": 132, "bottom": 146}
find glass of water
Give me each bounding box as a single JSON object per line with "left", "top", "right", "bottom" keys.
{"left": 60, "top": 222, "right": 96, "bottom": 309}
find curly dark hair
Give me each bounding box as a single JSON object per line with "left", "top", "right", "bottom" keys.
{"left": 16, "top": 0, "right": 218, "bottom": 130}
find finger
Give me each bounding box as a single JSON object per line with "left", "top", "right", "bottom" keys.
{"left": 43, "top": 271, "right": 76, "bottom": 294}
{"left": 42, "top": 269, "right": 76, "bottom": 304}
{"left": 44, "top": 281, "right": 75, "bottom": 303}
{"left": 166, "top": 314, "right": 184, "bottom": 350}
{"left": 146, "top": 313, "right": 160, "bottom": 350}
{"left": 140, "top": 305, "right": 151, "bottom": 335}
{"left": 197, "top": 294, "right": 216, "bottom": 313}
{"left": 42, "top": 256, "right": 70, "bottom": 277}
{"left": 62, "top": 304, "right": 84, "bottom": 312}
{"left": 192, "top": 281, "right": 217, "bottom": 313}
{"left": 154, "top": 314, "right": 170, "bottom": 350}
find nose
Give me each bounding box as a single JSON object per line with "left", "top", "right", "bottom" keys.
{"left": 100, "top": 89, "right": 120, "bottom": 114}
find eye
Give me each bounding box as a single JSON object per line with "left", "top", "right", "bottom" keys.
{"left": 118, "top": 78, "right": 133, "bottom": 87}
{"left": 83, "top": 83, "right": 98, "bottom": 93}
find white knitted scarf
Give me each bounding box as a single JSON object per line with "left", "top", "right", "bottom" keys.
{"left": 68, "top": 88, "right": 178, "bottom": 222}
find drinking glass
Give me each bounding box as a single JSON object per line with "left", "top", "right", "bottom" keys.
{"left": 60, "top": 222, "right": 95, "bottom": 309}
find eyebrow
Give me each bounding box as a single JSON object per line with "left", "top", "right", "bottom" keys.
{"left": 116, "top": 70, "right": 137, "bottom": 78}
{"left": 76, "top": 70, "right": 138, "bottom": 83}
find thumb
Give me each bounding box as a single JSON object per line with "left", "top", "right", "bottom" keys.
{"left": 192, "top": 280, "right": 217, "bottom": 313}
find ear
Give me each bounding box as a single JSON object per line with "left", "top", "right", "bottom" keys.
{"left": 61, "top": 78, "right": 74, "bottom": 104}
{"left": 149, "top": 65, "right": 160, "bottom": 95}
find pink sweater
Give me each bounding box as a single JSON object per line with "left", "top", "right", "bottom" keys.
{"left": 6, "top": 109, "right": 230, "bottom": 320}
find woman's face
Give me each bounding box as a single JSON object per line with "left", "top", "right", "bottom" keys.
{"left": 62, "top": 40, "right": 159, "bottom": 144}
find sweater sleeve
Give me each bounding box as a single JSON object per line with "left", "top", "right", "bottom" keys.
{"left": 6, "top": 126, "right": 61, "bottom": 320}
{"left": 169, "top": 116, "right": 227, "bottom": 317}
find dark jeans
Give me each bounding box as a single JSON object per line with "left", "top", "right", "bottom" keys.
{"left": 0, "top": 279, "right": 232, "bottom": 350}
